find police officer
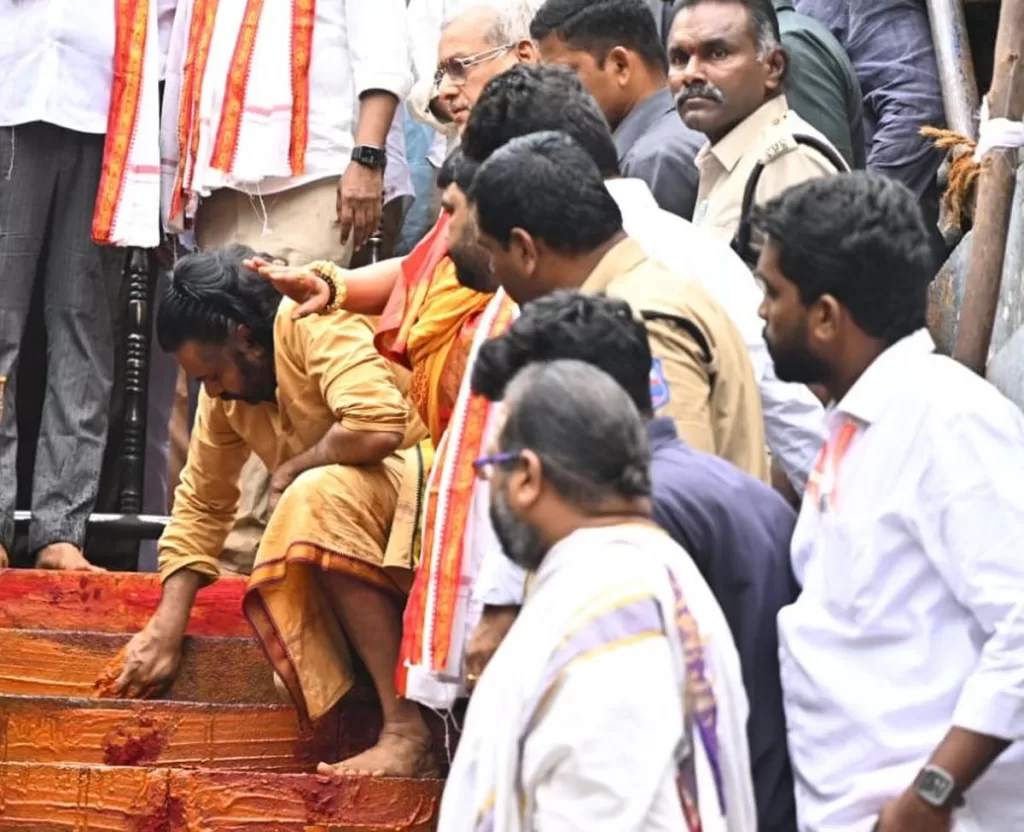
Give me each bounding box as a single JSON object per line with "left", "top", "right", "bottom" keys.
{"left": 666, "top": 0, "right": 847, "bottom": 259}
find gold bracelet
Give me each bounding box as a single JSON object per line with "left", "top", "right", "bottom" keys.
{"left": 309, "top": 261, "right": 348, "bottom": 313}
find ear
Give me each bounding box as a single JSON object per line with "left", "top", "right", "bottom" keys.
{"left": 509, "top": 227, "right": 538, "bottom": 277}
{"left": 235, "top": 323, "right": 262, "bottom": 356}
{"left": 809, "top": 294, "right": 842, "bottom": 344}
{"left": 764, "top": 45, "right": 786, "bottom": 93}
{"left": 517, "top": 38, "right": 540, "bottom": 64}
{"left": 607, "top": 45, "right": 632, "bottom": 81}
{"left": 508, "top": 449, "right": 544, "bottom": 511}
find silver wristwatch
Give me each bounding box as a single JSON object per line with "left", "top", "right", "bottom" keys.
{"left": 914, "top": 764, "right": 964, "bottom": 810}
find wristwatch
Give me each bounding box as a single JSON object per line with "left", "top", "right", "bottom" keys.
{"left": 351, "top": 144, "right": 387, "bottom": 170}
{"left": 913, "top": 764, "right": 965, "bottom": 810}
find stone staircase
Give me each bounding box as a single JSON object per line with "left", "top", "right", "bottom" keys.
{"left": 0, "top": 570, "right": 446, "bottom": 831}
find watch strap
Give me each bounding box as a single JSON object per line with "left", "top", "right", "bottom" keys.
{"left": 351, "top": 144, "right": 387, "bottom": 169}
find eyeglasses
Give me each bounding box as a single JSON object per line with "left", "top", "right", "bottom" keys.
{"left": 472, "top": 450, "right": 519, "bottom": 481}
{"left": 434, "top": 44, "right": 515, "bottom": 88}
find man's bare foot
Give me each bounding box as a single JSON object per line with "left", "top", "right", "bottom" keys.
{"left": 317, "top": 727, "right": 439, "bottom": 779}
{"left": 35, "top": 543, "right": 105, "bottom": 572}
{"left": 0, "top": 544, "right": 8, "bottom": 569}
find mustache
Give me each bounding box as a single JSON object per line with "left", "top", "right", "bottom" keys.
{"left": 676, "top": 83, "right": 726, "bottom": 106}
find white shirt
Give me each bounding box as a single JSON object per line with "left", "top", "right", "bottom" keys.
{"left": 441, "top": 524, "right": 756, "bottom": 832}
{"left": 0, "top": 2, "right": 115, "bottom": 133}
{"left": 168, "top": 0, "right": 411, "bottom": 195}
{"left": 779, "top": 329, "right": 1024, "bottom": 832}
{"left": 606, "top": 177, "right": 825, "bottom": 491}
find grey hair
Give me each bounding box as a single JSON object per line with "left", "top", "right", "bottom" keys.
{"left": 499, "top": 359, "right": 651, "bottom": 509}
{"left": 442, "top": 0, "right": 545, "bottom": 45}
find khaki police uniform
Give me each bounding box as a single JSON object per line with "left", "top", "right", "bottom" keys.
{"left": 692, "top": 94, "right": 844, "bottom": 243}
{"left": 581, "top": 238, "right": 771, "bottom": 484}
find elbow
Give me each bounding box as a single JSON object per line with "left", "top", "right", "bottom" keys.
{"left": 365, "top": 430, "right": 403, "bottom": 461}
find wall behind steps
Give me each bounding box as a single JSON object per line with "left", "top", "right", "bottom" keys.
{"left": 928, "top": 161, "right": 1024, "bottom": 408}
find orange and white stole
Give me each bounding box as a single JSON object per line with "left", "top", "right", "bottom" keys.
{"left": 160, "top": 0, "right": 316, "bottom": 231}
{"left": 397, "top": 289, "right": 519, "bottom": 709}
{"left": 91, "top": 0, "right": 162, "bottom": 248}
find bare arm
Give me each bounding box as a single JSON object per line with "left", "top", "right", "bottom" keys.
{"left": 283, "top": 423, "right": 403, "bottom": 477}
{"left": 246, "top": 255, "right": 403, "bottom": 317}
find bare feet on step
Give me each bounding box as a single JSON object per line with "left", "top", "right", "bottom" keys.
{"left": 0, "top": 544, "right": 8, "bottom": 569}
{"left": 35, "top": 543, "right": 105, "bottom": 572}
{"left": 317, "top": 725, "right": 439, "bottom": 779}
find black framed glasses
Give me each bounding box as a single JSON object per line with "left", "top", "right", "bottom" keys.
{"left": 434, "top": 44, "right": 515, "bottom": 88}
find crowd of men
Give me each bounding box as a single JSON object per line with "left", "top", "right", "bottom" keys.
{"left": 2, "top": 0, "right": 1023, "bottom": 831}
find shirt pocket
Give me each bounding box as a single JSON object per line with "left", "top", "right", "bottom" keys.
{"left": 814, "top": 513, "right": 873, "bottom": 619}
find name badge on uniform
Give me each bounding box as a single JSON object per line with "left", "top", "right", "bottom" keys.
{"left": 650, "top": 358, "right": 670, "bottom": 410}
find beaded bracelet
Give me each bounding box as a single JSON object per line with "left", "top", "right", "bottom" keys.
{"left": 309, "top": 261, "right": 348, "bottom": 313}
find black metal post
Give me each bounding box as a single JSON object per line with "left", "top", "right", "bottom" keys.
{"left": 118, "top": 247, "right": 157, "bottom": 515}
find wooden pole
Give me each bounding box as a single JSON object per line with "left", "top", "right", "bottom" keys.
{"left": 952, "top": 0, "right": 1024, "bottom": 374}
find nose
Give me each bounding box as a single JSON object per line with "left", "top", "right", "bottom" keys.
{"left": 678, "top": 53, "right": 706, "bottom": 88}
{"left": 437, "top": 72, "right": 461, "bottom": 106}
{"left": 757, "top": 295, "right": 769, "bottom": 322}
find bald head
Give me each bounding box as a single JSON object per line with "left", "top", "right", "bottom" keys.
{"left": 436, "top": 2, "right": 541, "bottom": 130}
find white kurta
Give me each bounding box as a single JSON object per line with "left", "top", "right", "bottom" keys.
{"left": 780, "top": 329, "right": 1024, "bottom": 832}
{"left": 440, "top": 524, "right": 757, "bottom": 832}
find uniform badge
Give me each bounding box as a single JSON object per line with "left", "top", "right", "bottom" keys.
{"left": 650, "top": 358, "right": 670, "bottom": 409}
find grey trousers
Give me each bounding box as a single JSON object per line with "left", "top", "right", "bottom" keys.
{"left": 0, "top": 122, "right": 124, "bottom": 553}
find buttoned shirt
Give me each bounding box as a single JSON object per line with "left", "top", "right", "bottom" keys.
{"left": 607, "top": 178, "right": 825, "bottom": 490}
{"left": 779, "top": 329, "right": 1024, "bottom": 832}
{"left": 165, "top": 0, "right": 411, "bottom": 195}
{"left": 614, "top": 87, "right": 704, "bottom": 221}
{"left": 0, "top": 3, "right": 117, "bottom": 133}
{"left": 649, "top": 417, "right": 798, "bottom": 832}
{"left": 582, "top": 237, "right": 770, "bottom": 483}
{"left": 693, "top": 95, "right": 843, "bottom": 244}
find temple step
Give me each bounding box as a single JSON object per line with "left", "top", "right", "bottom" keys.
{"left": 0, "top": 629, "right": 278, "bottom": 704}
{"left": 0, "top": 695, "right": 344, "bottom": 772}
{"left": 0, "top": 570, "right": 250, "bottom": 637}
{"left": 0, "top": 762, "right": 442, "bottom": 831}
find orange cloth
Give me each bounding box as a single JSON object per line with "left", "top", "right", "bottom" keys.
{"left": 375, "top": 212, "right": 492, "bottom": 447}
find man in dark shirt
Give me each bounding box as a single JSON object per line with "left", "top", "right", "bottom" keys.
{"left": 774, "top": 0, "right": 865, "bottom": 170}
{"left": 471, "top": 288, "right": 800, "bottom": 832}
{"left": 530, "top": 0, "right": 704, "bottom": 220}
{"left": 794, "top": 0, "right": 945, "bottom": 231}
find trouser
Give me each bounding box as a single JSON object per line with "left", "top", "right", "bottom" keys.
{"left": 0, "top": 122, "right": 124, "bottom": 554}
{"left": 166, "top": 177, "right": 353, "bottom": 575}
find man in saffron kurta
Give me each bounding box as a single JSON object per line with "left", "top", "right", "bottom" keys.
{"left": 114, "top": 247, "right": 437, "bottom": 778}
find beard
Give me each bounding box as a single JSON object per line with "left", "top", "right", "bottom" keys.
{"left": 449, "top": 242, "right": 494, "bottom": 293}
{"left": 489, "top": 486, "right": 549, "bottom": 572}
{"left": 763, "top": 326, "right": 831, "bottom": 386}
{"left": 221, "top": 349, "right": 277, "bottom": 404}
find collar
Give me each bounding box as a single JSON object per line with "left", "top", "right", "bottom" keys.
{"left": 613, "top": 87, "right": 674, "bottom": 159}
{"left": 604, "top": 176, "right": 660, "bottom": 211}
{"left": 698, "top": 95, "right": 790, "bottom": 174}
{"left": 580, "top": 237, "right": 649, "bottom": 294}
{"left": 833, "top": 328, "right": 936, "bottom": 426}
{"left": 774, "top": 0, "right": 795, "bottom": 11}
{"left": 646, "top": 417, "right": 679, "bottom": 452}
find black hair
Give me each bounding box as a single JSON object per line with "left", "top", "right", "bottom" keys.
{"left": 752, "top": 171, "right": 934, "bottom": 345}
{"left": 499, "top": 359, "right": 651, "bottom": 507}
{"left": 531, "top": 0, "right": 668, "bottom": 73}
{"left": 156, "top": 244, "right": 283, "bottom": 353}
{"left": 671, "top": 0, "right": 781, "bottom": 52}
{"left": 461, "top": 63, "right": 621, "bottom": 177}
{"left": 437, "top": 148, "right": 462, "bottom": 190}
{"left": 469, "top": 130, "right": 623, "bottom": 253}
{"left": 472, "top": 290, "right": 654, "bottom": 413}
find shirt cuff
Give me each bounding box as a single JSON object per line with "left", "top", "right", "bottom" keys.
{"left": 354, "top": 68, "right": 412, "bottom": 104}
{"left": 953, "top": 674, "right": 1024, "bottom": 741}
{"left": 158, "top": 553, "right": 221, "bottom": 586}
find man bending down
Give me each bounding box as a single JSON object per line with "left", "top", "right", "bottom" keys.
{"left": 113, "top": 245, "right": 437, "bottom": 779}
